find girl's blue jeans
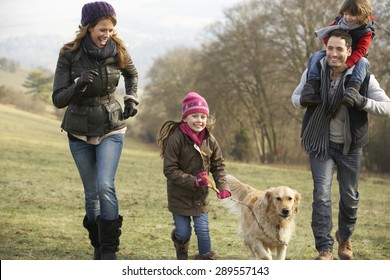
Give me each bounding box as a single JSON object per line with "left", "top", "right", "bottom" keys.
{"left": 69, "top": 134, "right": 124, "bottom": 222}
{"left": 172, "top": 213, "right": 211, "bottom": 255}
{"left": 309, "top": 141, "right": 362, "bottom": 252}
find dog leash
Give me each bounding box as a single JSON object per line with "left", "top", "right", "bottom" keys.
{"left": 204, "top": 175, "right": 220, "bottom": 194}
{"left": 228, "top": 197, "right": 288, "bottom": 246}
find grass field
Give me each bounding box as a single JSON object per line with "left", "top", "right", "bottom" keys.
{"left": 0, "top": 104, "right": 389, "bottom": 260}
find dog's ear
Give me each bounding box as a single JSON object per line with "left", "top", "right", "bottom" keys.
{"left": 264, "top": 190, "right": 273, "bottom": 212}
{"left": 293, "top": 191, "right": 301, "bottom": 213}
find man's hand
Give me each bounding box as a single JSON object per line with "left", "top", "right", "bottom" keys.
{"left": 342, "top": 87, "right": 367, "bottom": 109}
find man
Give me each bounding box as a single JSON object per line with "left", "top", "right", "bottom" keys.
{"left": 291, "top": 29, "right": 390, "bottom": 260}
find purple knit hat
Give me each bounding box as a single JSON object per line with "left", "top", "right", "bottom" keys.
{"left": 81, "top": 1, "right": 116, "bottom": 26}
{"left": 182, "top": 92, "right": 209, "bottom": 119}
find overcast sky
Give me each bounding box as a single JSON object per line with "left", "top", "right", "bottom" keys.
{"left": 0, "top": 0, "right": 242, "bottom": 55}
{"left": 0, "top": 0, "right": 243, "bottom": 83}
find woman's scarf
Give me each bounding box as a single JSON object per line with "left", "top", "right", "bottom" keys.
{"left": 301, "top": 62, "right": 347, "bottom": 159}
{"left": 180, "top": 122, "right": 206, "bottom": 147}
{"left": 315, "top": 17, "right": 363, "bottom": 40}
{"left": 82, "top": 34, "right": 117, "bottom": 61}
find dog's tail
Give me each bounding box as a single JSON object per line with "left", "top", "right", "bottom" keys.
{"left": 221, "top": 174, "right": 257, "bottom": 216}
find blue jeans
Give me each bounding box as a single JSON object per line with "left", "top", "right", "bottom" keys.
{"left": 307, "top": 50, "right": 369, "bottom": 85}
{"left": 172, "top": 213, "right": 211, "bottom": 255}
{"left": 309, "top": 141, "right": 362, "bottom": 252}
{"left": 69, "top": 134, "right": 124, "bottom": 221}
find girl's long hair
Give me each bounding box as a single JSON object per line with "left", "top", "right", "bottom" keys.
{"left": 60, "top": 16, "right": 129, "bottom": 69}
{"left": 157, "top": 120, "right": 182, "bottom": 158}
{"left": 157, "top": 115, "right": 216, "bottom": 158}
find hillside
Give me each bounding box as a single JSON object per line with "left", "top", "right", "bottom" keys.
{"left": 0, "top": 67, "right": 31, "bottom": 92}
{"left": 0, "top": 104, "right": 389, "bottom": 260}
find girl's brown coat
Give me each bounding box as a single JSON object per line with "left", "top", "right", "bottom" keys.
{"left": 163, "top": 128, "right": 228, "bottom": 216}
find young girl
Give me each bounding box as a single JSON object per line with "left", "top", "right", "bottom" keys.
{"left": 157, "top": 92, "right": 231, "bottom": 260}
{"left": 300, "top": 0, "right": 374, "bottom": 107}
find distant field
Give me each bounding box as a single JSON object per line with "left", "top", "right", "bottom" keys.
{"left": 0, "top": 68, "right": 30, "bottom": 92}
{"left": 0, "top": 104, "right": 389, "bottom": 260}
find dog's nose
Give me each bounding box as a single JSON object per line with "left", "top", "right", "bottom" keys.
{"left": 282, "top": 208, "right": 290, "bottom": 217}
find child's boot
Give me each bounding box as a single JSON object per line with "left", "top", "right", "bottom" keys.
{"left": 171, "top": 230, "right": 190, "bottom": 260}
{"left": 194, "top": 251, "right": 216, "bottom": 260}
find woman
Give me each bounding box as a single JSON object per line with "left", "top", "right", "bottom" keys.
{"left": 52, "top": 1, "right": 138, "bottom": 260}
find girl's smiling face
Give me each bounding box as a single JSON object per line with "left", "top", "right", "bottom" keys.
{"left": 88, "top": 18, "right": 115, "bottom": 48}
{"left": 343, "top": 12, "right": 360, "bottom": 25}
{"left": 183, "top": 113, "right": 208, "bottom": 135}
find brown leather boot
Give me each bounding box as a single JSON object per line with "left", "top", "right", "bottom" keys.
{"left": 336, "top": 230, "right": 353, "bottom": 260}
{"left": 194, "top": 251, "right": 217, "bottom": 260}
{"left": 171, "top": 230, "right": 190, "bottom": 260}
{"left": 315, "top": 251, "right": 334, "bottom": 260}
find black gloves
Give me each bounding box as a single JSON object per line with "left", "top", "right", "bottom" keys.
{"left": 75, "top": 70, "right": 99, "bottom": 90}
{"left": 123, "top": 99, "right": 138, "bottom": 119}
{"left": 342, "top": 87, "right": 367, "bottom": 110}
{"left": 300, "top": 80, "right": 321, "bottom": 107}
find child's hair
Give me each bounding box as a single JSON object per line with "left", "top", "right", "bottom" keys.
{"left": 157, "top": 115, "right": 216, "bottom": 158}
{"left": 338, "top": 0, "right": 372, "bottom": 25}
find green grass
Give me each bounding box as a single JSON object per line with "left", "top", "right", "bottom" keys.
{"left": 0, "top": 104, "right": 389, "bottom": 260}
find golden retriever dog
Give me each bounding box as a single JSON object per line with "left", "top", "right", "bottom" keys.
{"left": 223, "top": 175, "right": 301, "bottom": 260}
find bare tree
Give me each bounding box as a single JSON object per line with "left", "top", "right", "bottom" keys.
{"left": 199, "top": 1, "right": 287, "bottom": 163}
{"left": 137, "top": 47, "right": 202, "bottom": 142}
{"left": 361, "top": 0, "right": 390, "bottom": 172}
{"left": 140, "top": 0, "right": 390, "bottom": 171}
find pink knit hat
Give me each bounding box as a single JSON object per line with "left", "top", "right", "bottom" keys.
{"left": 182, "top": 92, "right": 209, "bottom": 119}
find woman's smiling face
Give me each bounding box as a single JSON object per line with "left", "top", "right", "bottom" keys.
{"left": 88, "top": 18, "right": 115, "bottom": 48}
